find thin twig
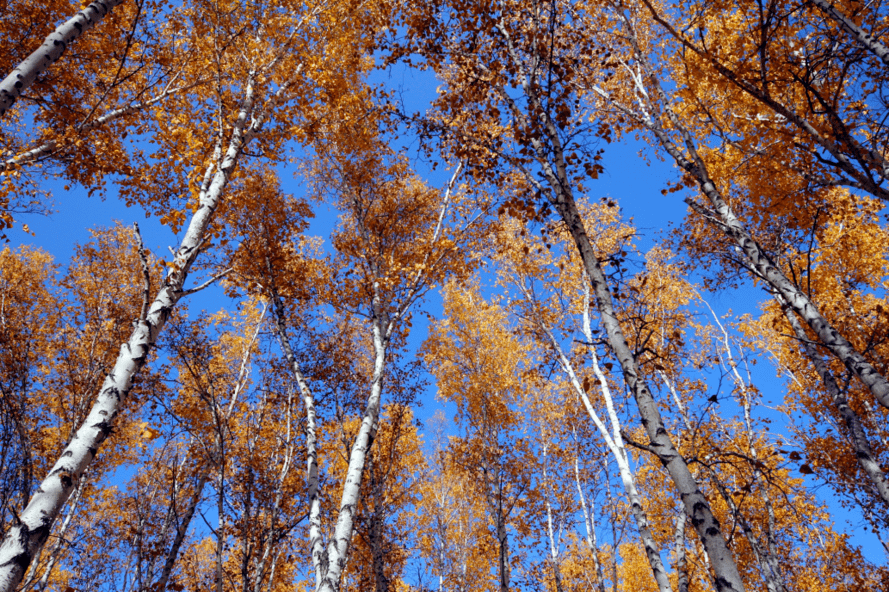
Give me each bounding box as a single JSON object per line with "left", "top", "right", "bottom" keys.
{"left": 133, "top": 222, "right": 151, "bottom": 322}
{"left": 179, "top": 268, "right": 234, "bottom": 297}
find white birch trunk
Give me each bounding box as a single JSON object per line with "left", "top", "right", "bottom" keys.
{"left": 0, "top": 0, "right": 128, "bottom": 116}
{"left": 673, "top": 510, "right": 689, "bottom": 592}
{"left": 536, "top": 314, "right": 673, "bottom": 592}
{"left": 808, "top": 0, "right": 889, "bottom": 69}
{"left": 24, "top": 467, "right": 89, "bottom": 592}
{"left": 250, "top": 387, "right": 296, "bottom": 592}
{"left": 492, "top": 16, "right": 746, "bottom": 585}
{"left": 571, "top": 432, "right": 607, "bottom": 592}
{"left": 319, "top": 309, "right": 389, "bottom": 592}
{"left": 606, "top": 6, "right": 889, "bottom": 412}
{"left": 0, "top": 74, "right": 259, "bottom": 591}
{"left": 265, "top": 279, "right": 326, "bottom": 590}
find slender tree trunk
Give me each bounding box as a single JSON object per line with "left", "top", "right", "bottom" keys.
{"left": 496, "top": 514, "right": 509, "bottom": 592}
{"left": 541, "top": 445, "right": 564, "bottom": 592}
{"left": 493, "top": 16, "right": 746, "bottom": 590}
{"left": 608, "top": 4, "right": 889, "bottom": 413}
{"left": 533, "top": 288, "right": 672, "bottom": 592}
{"left": 265, "top": 277, "right": 327, "bottom": 590}
{"left": 27, "top": 468, "right": 89, "bottom": 592}
{"left": 778, "top": 297, "right": 889, "bottom": 510}
{"left": 215, "top": 463, "right": 225, "bottom": 592}
{"left": 151, "top": 469, "right": 211, "bottom": 592}
{"left": 0, "top": 0, "right": 128, "bottom": 116}
{"left": 318, "top": 310, "right": 389, "bottom": 592}
{"left": 0, "top": 73, "right": 260, "bottom": 592}
{"left": 572, "top": 437, "right": 607, "bottom": 592}
{"left": 251, "top": 387, "right": 296, "bottom": 592}
{"left": 549, "top": 152, "right": 743, "bottom": 592}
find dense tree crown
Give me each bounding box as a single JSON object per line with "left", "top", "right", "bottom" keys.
{"left": 2, "top": 0, "right": 889, "bottom": 591}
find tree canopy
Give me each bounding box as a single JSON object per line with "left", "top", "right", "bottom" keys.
{"left": 2, "top": 1, "right": 889, "bottom": 591}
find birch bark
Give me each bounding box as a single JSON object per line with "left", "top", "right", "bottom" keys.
{"left": 673, "top": 510, "right": 689, "bottom": 592}
{"left": 0, "top": 79, "right": 199, "bottom": 173}
{"left": 491, "top": 17, "right": 746, "bottom": 590}
{"left": 0, "top": 0, "right": 128, "bottom": 116}
{"left": 265, "top": 279, "right": 326, "bottom": 589}
{"left": 519, "top": 276, "right": 673, "bottom": 592}
{"left": 316, "top": 165, "right": 463, "bottom": 592}
{"left": 597, "top": 3, "right": 889, "bottom": 412}
{"left": 319, "top": 299, "right": 389, "bottom": 592}
{"left": 265, "top": 261, "right": 390, "bottom": 592}
{"left": 0, "top": 70, "right": 262, "bottom": 591}
{"left": 572, "top": 443, "right": 607, "bottom": 592}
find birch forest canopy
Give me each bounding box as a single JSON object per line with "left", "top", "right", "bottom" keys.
{"left": 2, "top": 0, "right": 889, "bottom": 590}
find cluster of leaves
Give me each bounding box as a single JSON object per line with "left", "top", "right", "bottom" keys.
{"left": 2, "top": 0, "right": 889, "bottom": 592}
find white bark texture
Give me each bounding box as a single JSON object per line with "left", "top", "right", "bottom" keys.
{"left": 266, "top": 279, "right": 326, "bottom": 590}
{"left": 809, "top": 0, "right": 889, "bottom": 69}
{"left": 580, "top": 286, "right": 676, "bottom": 592}
{"left": 318, "top": 311, "right": 388, "bottom": 592}
{"left": 607, "top": 3, "right": 889, "bottom": 412}
{"left": 538, "top": 318, "right": 673, "bottom": 592}
{"left": 0, "top": 0, "right": 128, "bottom": 115}
{"left": 493, "top": 16, "right": 746, "bottom": 588}
{"left": 559, "top": 202, "right": 745, "bottom": 592}
{"left": 541, "top": 445, "right": 564, "bottom": 592}
{"left": 0, "top": 76, "right": 258, "bottom": 591}
{"left": 312, "top": 166, "right": 459, "bottom": 592}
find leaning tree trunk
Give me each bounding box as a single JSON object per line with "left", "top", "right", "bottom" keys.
{"left": 493, "top": 20, "right": 746, "bottom": 586}
{"left": 778, "top": 296, "right": 889, "bottom": 510}
{"left": 0, "top": 0, "right": 128, "bottom": 116}
{"left": 0, "top": 74, "right": 260, "bottom": 592}
{"left": 617, "top": 1, "right": 889, "bottom": 411}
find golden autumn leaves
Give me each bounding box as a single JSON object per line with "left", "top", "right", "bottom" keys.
{"left": 1, "top": 0, "right": 889, "bottom": 591}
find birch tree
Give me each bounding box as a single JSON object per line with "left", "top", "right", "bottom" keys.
{"left": 585, "top": 0, "right": 889, "bottom": 415}
{"left": 0, "top": 0, "right": 130, "bottom": 116}
{"left": 399, "top": 2, "right": 747, "bottom": 588}
{"left": 0, "top": 0, "right": 374, "bottom": 586}
{"left": 493, "top": 216, "right": 675, "bottom": 592}
{"left": 238, "top": 97, "right": 479, "bottom": 589}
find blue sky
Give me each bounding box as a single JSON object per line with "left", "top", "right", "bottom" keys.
{"left": 6, "top": 60, "right": 885, "bottom": 568}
